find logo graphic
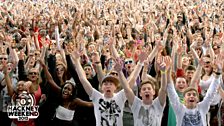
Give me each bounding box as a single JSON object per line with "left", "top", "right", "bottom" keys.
{"left": 7, "top": 91, "right": 39, "bottom": 121}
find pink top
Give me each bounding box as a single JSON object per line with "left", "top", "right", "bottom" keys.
{"left": 34, "top": 85, "right": 42, "bottom": 104}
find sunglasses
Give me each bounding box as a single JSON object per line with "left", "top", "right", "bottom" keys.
{"left": 204, "top": 61, "right": 210, "bottom": 64}
{"left": 35, "top": 53, "right": 40, "bottom": 56}
{"left": 125, "top": 60, "right": 133, "bottom": 64}
{"left": 0, "top": 57, "right": 8, "bottom": 60}
{"left": 29, "top": 72, "right": 38, "bottom": 75}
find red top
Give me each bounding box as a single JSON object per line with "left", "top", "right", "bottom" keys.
{"left": 34, "top": 85, "right": 42, "bottom": 104}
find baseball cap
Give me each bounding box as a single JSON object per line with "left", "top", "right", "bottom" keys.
{"left": 101, "top": 75, "right": 119, "bottom": 87}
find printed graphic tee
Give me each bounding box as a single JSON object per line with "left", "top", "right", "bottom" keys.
{"left": 167, "top": 77, "right": 221, "bottom": 126}
{"left": 90, "top": 89, "right": 126, "bottom": 126}
{"left": 131, "top": 97, "right": 165, "bottom": 126}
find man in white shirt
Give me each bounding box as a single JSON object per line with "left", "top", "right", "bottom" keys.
{"left": 114, "top": 55, "right": 171, "bottom": 126}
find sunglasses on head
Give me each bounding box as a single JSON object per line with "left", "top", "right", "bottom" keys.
{"left": 125, "top": 60, "right": 133, "bottom": 64}
{"left": 29, "top": 72, "right": 38, "bottom": 75}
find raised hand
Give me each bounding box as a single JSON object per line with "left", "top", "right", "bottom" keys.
{"left": 72, "top": 49, "right": 81, "bottom": 60}
{"left": 114, "top": 58, "right": 123, "bottom": 72}
{"left": 213, "top": 54, "right": 223, "bottom": 74}
{"left": 163, "top": 56, "right": 172, "bottom": 71}
{"left": 177, "top": 44, "right": 184, "bottom": 55}
{"left": 18, "top": 50, "right": 25, "bottom": 60}
{"left": 91, "top": 51, "right": 100, "bottom": 63}
{"left": 138, "top": 51, "right": 147, "bottom": 63}
{"left": 37, "top": 58, "right": 45, "bottom": 67}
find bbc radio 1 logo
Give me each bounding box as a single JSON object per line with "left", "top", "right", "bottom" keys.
{"left": 7, "top": 91, "right": 39, "bottom": 121}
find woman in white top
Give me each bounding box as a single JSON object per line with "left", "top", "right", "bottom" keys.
{"left": 199, "top": 55, "right": 222, "bottom": 125}
{"left": 39, "top": 60, "right": 93, "bottom": 126}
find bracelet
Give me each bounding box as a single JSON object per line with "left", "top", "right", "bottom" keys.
{"left": 160, "top": 70, "right": 166, "bottom": 74}
{"left": 138, "top": 62, "right": 144, "bottom": 66}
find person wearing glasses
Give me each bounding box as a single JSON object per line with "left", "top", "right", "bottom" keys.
{"left": 17, "top": 51, "right": 47, "bottom": 126}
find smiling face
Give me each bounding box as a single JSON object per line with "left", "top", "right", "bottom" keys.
{"left": 101, "top": 80, "right": 117, "bottom": 98}
{"left": 62, "top": 83, "right": 73, "bottom": 99}
{"left": 139, "top": 83, "right": 155, "bottom": 105}
{"left": 184, "top": 89, "right": 199, "bottom": 109}
{"left": 175, "top": 77, "right": 188, "bottom": 93}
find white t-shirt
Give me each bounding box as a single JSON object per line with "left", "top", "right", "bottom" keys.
{"left": 199, "top": 74, "right": 222, "bottom": 105}
{"left": 90, "top": 89, "right": 126, "bottom": 126}
{"left": 167, "top": 77, "right": 220, "bottom": 126}
{"left": 131, "top": 97, "right": 164, "bottom": 126}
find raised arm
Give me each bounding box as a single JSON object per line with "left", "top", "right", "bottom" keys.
{"left": 176, "top": 44, "right": 184, "bottom": 69}
{"left": 114, "top": 58, "right": 135, "bottom": 105}
{"left": 39, "top": 59, "right": 61, "bottom": 94}
{"left": 141, "top": 61, "right": 149, "bottom": 82}
{"left": 3, "top": 62, "right": 14, "bottom": 97}
{"left": 147, "top": 43, "right": 160, "bottom": 63}
{"left": 157, "top": 55, "right": 170, "bottom": 106}
{"left": 18, "top": 51, "right": 27, "bottom": 81}
{"left": 92, "top": 51, "right": 104, "bottom": 83}
{"left": 199, "top": 55, "right": 223, "bottom": 111}
{"left": 128, "top": 51, "right": 147, "bottom": 89}
{"left": 109, "top": 37, "right": 120, "bottom": 59}
{"left": 73, "top": 98, "right": 93, "bottom": 108}
{"left": 71, "top": 51, "right": 93, "bottom": 97}
{"left": 218, "top": 86, "right": 224, "bottom": 101}
{"left": 166, "top": 56, "right": 184, "bottom": 114}
{"left": 190, "top": 60, "right": 202, "bottom": 89}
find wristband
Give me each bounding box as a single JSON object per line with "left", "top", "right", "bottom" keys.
{"left": 138, "top": 62, "right": 144, "bottom": 66}
{"left": 160, "top": 70, "right": 166, "bottom": 74}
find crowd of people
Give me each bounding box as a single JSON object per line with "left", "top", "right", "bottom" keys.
{"left": 0, "top": 0, "right": 224, "bottom": 126}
